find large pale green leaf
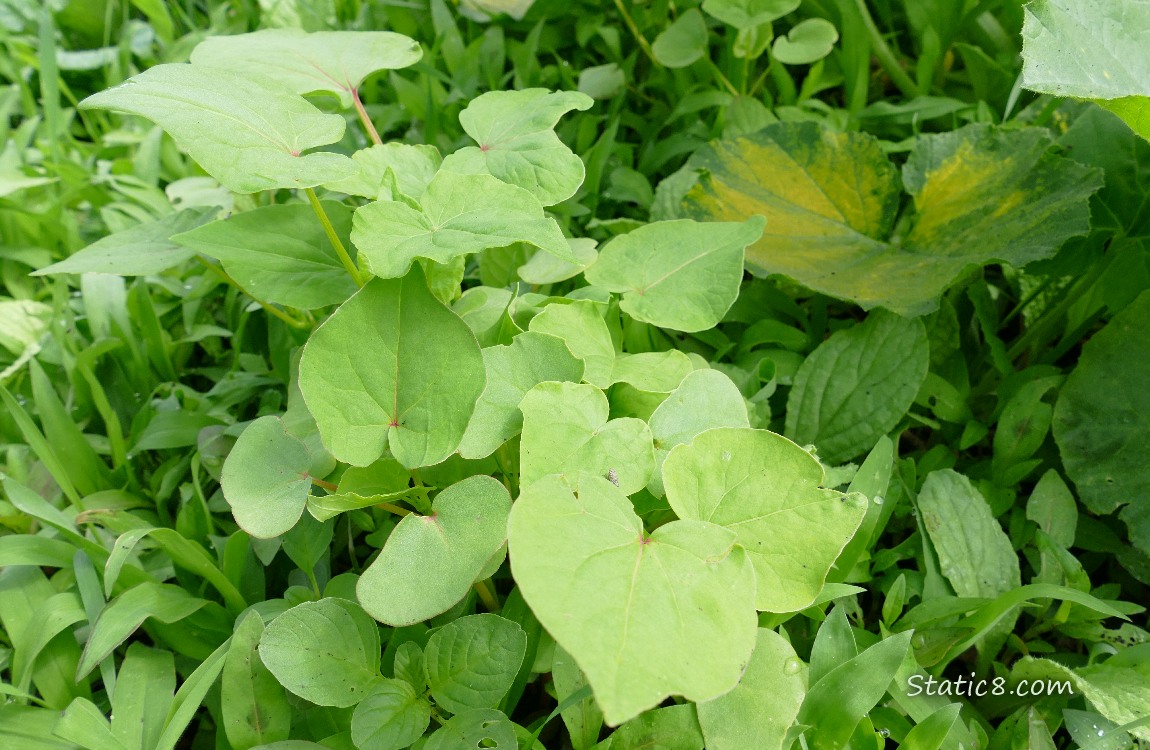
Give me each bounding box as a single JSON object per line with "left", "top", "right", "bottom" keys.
{"left": 508, "top": 475, "right": 758, "bottom": 726}
{"left": 423, "top": 614, "right": 526, "bottom": 714}
{"left": 221, "top": 416, "right": 312, "bottom": 540}
{"left": 1021, "top": 0, "right": 1150, "bottom": 140}
{"left": 785, "top": 309, "right": 929, "bottom": 464}
{"left": 680, "top": 122, "right": 1102, "bottom": 315}
{"left": 356, "top": 476, "right": 511, "bottom": 626}
{"left": 647, "top": 369, "right": 750, "bottom": 496}
{"left": 440, "top": 89, "right": 593, "bottom": 205}
{"left": 298, "top": 268, "right": 485, "bottom": 468}
{"left": 34, "top": 208, "right": 217, "bottom": 277}
{"left": 79, "top": 64, "right": 355, "bottom": 194}
{"left": 352, "top": 171, "right": 574, "bottom": 278}
{"left": 664, "top": 427, "right": 867, "bottom": 612}
{"left": 519, "top": 381, "right": 655, "bottom": 495}
{"left": 527, "top": 300, "right": 615, "bottom": 388}
{"left": 1053, "top": 290, "right": 1150, "bottom": 553}
{"left": 458, "top": 332, "right": 585, "bottom": 459}
{"left": 696, "top": 628, "right": 805, "bottom": 750}
{"left": 258, "top": 598, "right": 382, "bottom": 707}
{"left": 584, "top": 218, "right": 765, "bottom": 332}
{"left": 172, "top": 202, "right": 357, "bottom": 309}
{"left": 191, "top": 29, "right": 421, "bottom": 108}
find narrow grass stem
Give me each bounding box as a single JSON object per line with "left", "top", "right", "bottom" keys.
{"left": 852, "top": 0, "right": 920, "bottom": 99}
{"left": 613, "top": 0, "right": 658, "bottom": 64}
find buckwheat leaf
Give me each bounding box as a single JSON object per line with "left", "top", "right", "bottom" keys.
{"left": 352, "top": 172, "right": 575, "bottom": 278}
{"left": 350, "top": 679, "right": 431, "bottom": 750}
{"left": 220, "top": 416, "right": 312, "bottom": 539}
{"left": 697, "top": 628, "right": 805, "bottom": 750}
{"left": 458, "top": 332, "right": 585, "bottom": 460}
{"left": 423, "top": 614, "right": 527, "bottom": 714}
{"left": 785, "top": 309, "right": 929, "bottom": 465}
{"left": 78, "top": 64, "right": 355, "bottom": 194}
{"left": 191, "top": 29, "right": 422, "bottom": 108}
{"left": 258, "top": 598, "right": 382, "bottom": 708}
{"left": 298, "top": 267, "right": 485, "bottom": 468}
{"left": 509, "top": 475, "right": 757, "bottom": 726}
{"left": 647, "top": 369, "right": 750, "bottom": 497}
{"left": 357, "top": 476, "right": 512, "bottom": 626}
{"left": 519, "top": 381, "right": 655, "bottom": 495}
{"left": 584, "top": 218, "right": 764, "bottom": 332}
{"left": 527, "top": 300, "right": 615, "bottom": 388}
{"left": 680, "top": 122, "right": 1102, "bottom": 315}
{"left": 172, "top": 202, "right": 357, "bottom": 310}
{"left": 1054, "top": 291, "right": 1150, "bottom": 552}
{"left": 518, "top": 238, "right": 599, "bottom": 284}
{"left": 609, "top": 350, "right": 695, "bottom": 393}
{"left": 664, "top": 427, "right": 867, "bottom": 612}
{"left": 441, "top": 89, "right": 594, "bottom": 205}
{"left": 324, "top": 143, "right": 442, "bottom": 201}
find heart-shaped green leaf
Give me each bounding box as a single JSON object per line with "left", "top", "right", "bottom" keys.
{"left": 508, "top": 475, "right": 758, "bottom": 726}
{"left": 423, "top": 614, "right": 527, "bottom": 714}
{"left": 172, "top": 202, "right": 358, "bottom": 310}
{"left": 79, "top": 64, "right": 355, "bottom": 194}
{"left": 653, "top": 9, "right": 709, "bottom": 68}
{"left": 356, "top": 476, "right": 512, "bottom": 626}
{"left": 458, "top": 332, "right": 585, "bottom": 460}
{"left": 440, "top": 89, "right": 593, "bottom": 205}
{"left": 191, "top": 29, "right": 422, "bottom": 108}
{"left": 663, "top": 427, "right": 868, "bottom": 612}
{"left": 679, "top": 122, "right": 1102, "bottom": 315}
{"left": 771, "top": 18, "right": 839, "bottom": 65}
{"left": 299, "top": 267, "right": 485, "bottom": 468}
{"left": 352, "top": 171, "right": 575, "bottom": 278}
{"left": 584, "top": 218, "right": 764, "bottom": 332}
{"left": 221, "top": 416, "right": 312, "bottom": 539}
{"left": 519, "top": 381, "right": 654, "bottom": 495}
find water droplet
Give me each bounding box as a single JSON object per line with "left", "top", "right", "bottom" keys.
{"left": 877, "top": 728, "right": 890, "bottom": 738}
{"left": 913, "top": 634, "right": 926, "bottom": 648}
{"left": 783, "top": 657, "right": 802, "bottom": 675}
{"left": 1097, "top": 729, "right": 1106, "bottom": 738}
{"left": 873, "top": 495, "right": 884, "bottom": 505}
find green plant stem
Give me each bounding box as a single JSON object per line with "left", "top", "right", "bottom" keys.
{"left": 351, "top": 87, "right": 383, "bottom": 145}
{"left": 377, "top": 502, "right": 413, "bottom": 517}
{"left": 305, "top": 187, "right": 366, "bottom": 287}
{"left": 474, "top": 578, "right": 500, "bottom": 612}
{"left": 613, "top": 0, "right": 658, "bottom": 64}
{"left": 851, "top": 0, "right": 919, "bottom": 99}
{"left": 195, "top": 256, "right": 310, "bottom": 328}
{"left": 310, "top": 477, "right": 338, "bottom": 492}
{"left": 707, "top": 58, "right": 741, "bottom": 97}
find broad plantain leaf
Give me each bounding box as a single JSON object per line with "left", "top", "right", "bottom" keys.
{"left": 583, "top": 218, "right": 765, "bottom": 332}
{"left": 298, "top": 267, "right": 485, "bottom": 468}
{"left": 680, "top": 122, "right": 1102, "bottom": 315}
{"left": 508, "top": 474, "right": 758, "bottom": 726}
{"left": 356, "top": 476, "right": 512, "bottom": 626}
{"left": 423, "top": 614, "right": 526, "bottom": 714}
{"left": 663, "top": 427, "right": 868, "bottom": 611}
{"left": 221, "top": 416, "right": 313, "bottom": 540}
{"left": 79, "top": 64, "right": 355, "bottom": 194}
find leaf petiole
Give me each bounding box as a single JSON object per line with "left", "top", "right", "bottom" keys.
{"left": 305, "top": 187, "right": 366, "bottom": 287}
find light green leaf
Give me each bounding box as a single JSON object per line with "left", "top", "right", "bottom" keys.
{"left": 771, "top": 18, "right": 838, "bottom": 65}
{"left": 34, "top": 207, "right": 218, "bottom": 277}
{"left": 424, "top": 614, "right": 527, "bottom": 714}
{"left": 458, "top": 332, "right": 585, "bottom": 459}
{"left": 172, "top": 202, "right": 357, "bottom": 310}
{"left": 191, "top": 29, "right": 421, "bottom": 107}
{"left": 785, "top": 309, "right": 929, "bottom": 464}
{"left": 221, "top": 416, "right": 312, "bottom": 539}
{"left": 664, "top": 427, "right": 867, "bottom": 612}
{"left": 1021, "top": 652, "right": 1150, "bottom": 741}
{"left": 1053, "top": 291, "right": 1150, "bottom": 553}
{"left": 222, "top": 613, "right": 290, "bottom": 750}
{"left": 584, "top": 218, "right": 764, "bottom": 332}
{"left": 653, "top": 9, "right": 709, "bottom": 68}
{"left": 681, "top": 122, "right": 1102, "bottom": 315}
{"left": 519, "top": 381, "right": 655, "bottom": 496}
{"left": 527, "top": 300, "right": 615, "bottom": 388}
{"left": 518, "top": 238, "right": 599, "bottom": 285}
{"left": 508, "top": 475, "right": 758, "bottom": 726}
{"left": 900, "top": 704, "right": 962, "bottom": 750}
{"left": 553, "top": 646, "right": 602, "bottom": 750}
{"left": 609, "top": 351, "right": 695, "bottom": 394}
{"left": 110, "top": 644, "right": 175, "bottom": 750}
{"left": 350, "top": 678, "right": 431, "bottom": 750}
{"left": 606, "top": 704, "right": 705, "bottom": 750}
{"left": 79, "top": 64, "right": 355, "bottom": 194}
{"left": 258, "top": 598, "right": 382, "bottom": 707}
{"left": 324, "top": 143, "right": 441, "bottom": 201}
{"left": 696, "top": 629, "right": 804, "bottom": 750}
{"left": 424, "top": 709, "right": 517, "bottom": 750}
{"left": 352, "top": 171, "right": 574, "bottom": 278}
{"left": 440, "top": 89, "right": 593, "bottom": 205}
{"left": 54, "top": 698, "right": 126, "bottom": 750}
{"left": 307, "top": 458, "right": 413, "bottom": 522}
{"left": 356, "top": 476, "right": 511, "bottom": 626}
{"left": 701, "top": 0, "right": 799, "bottom": 29}
{"left": 298, "top": 268, "right": 486, "bottom": 468}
